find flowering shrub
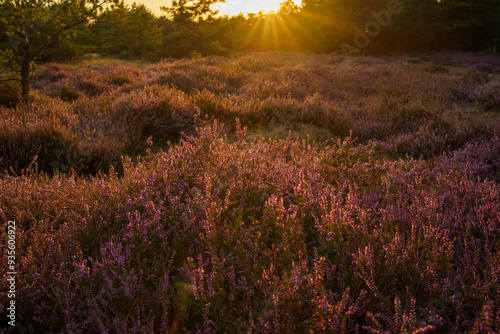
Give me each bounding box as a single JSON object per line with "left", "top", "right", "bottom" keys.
{"left": 152, "top": 57, "right": 249, "bottom": 93}
{"left": 109, "top": 85, "right": 201, "bottom": 150}
{"left": 380, "top": 117, "right": 494, "bottom": 159}
{"left": 48, "top": 82, "right": 82, "bottom": 102}
{"left": 0, "top": 114, "right": 123, "bottom": 176}
{"left": 0, "top": 52, "right": 499, "bottom": 333}
{"left": 33, "top": 65, "right": 75, "bottom": 85}
{"left": 73, "top": 71, "right": 112, "bottom": 97}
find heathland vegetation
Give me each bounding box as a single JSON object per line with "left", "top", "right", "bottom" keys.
{"left": 1, "top": 0, "right": 500, "bottom": 333}
{"left": 0, "top": 51, "right": 499, "bottom": 332}
{"left": 1, "top": 0, "right": 499, "bottom": 102}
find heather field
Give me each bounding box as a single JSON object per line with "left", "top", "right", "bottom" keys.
{"left": 1, "top": 52, "right": 500, "bottom": 333}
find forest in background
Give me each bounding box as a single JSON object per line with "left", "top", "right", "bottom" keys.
{"left": 1, "top": 0, "right": 499, "bottom": 63}
{"left": 2, "top": 0, "right": 499, "bottom": 103}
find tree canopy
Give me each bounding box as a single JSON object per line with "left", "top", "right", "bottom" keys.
{"left": 0, "top": 0, "right": 119, "bottom": 101}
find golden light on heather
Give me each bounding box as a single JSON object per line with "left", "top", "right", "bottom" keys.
{"left": 2, "top": 52, "right": 500, "bottom": 332}
{"left": 1, "top": 0, "right": 499, "bottom": 331}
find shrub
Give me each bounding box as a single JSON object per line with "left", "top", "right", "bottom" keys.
{"left": 380, "top": 115, "right": 494, "bottom": 159}
{"left": 152, "top": 57, "right": 248, "bottom": 93}
{"left": 0, "top": 81, "right": 20, "bottom": 108}
{"left": 110, "top": 85, "right": 201, "bottom": 150}
{"left": 435, "top": 136, "right": 500, "bottom": 182}
{"left": 256, "top": 95, "right": 302, "bottom": 124}
{"left": 48, "top": 83, "right": 81, "bottom": 102}
{"left": 34, "top": 65, "right": 74, "bottom": 83}
{"left": 1, "top": 122, "right": 499, "bottom": 333}
{"left": 191, "top": 89, "right": 243, "bottom": 124}
{"left": 0, "top": 115, "right": 123, "bottom": 175}
{"left": 74, "top": 73, "right": 111, "bottom": 97}
{"left": 0, "top": 100, "right": 124, "bottom": 175}
{"left": 1, "top": 52, "right": 500, "bottom": 333}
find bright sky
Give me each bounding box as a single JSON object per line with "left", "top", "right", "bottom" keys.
{"left": 124, "top": 0, "right": 301, "bottom": 17}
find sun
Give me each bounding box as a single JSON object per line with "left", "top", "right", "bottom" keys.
{"left": 215, "top": 0, "right": 301, "bottom": 16}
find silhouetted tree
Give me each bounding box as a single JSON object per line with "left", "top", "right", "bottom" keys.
{"left": 160, "top": 0, "right": 227, "bottom": 58}
{"left": 91, "top": 3, "right": 160, "bottom": 60}
{"left": 0, "top": 0, "right": 119, "bottom": 102}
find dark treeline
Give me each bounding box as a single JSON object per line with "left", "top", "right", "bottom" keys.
{"left": 2, "top": 0, "right": 500, "bottom": 62}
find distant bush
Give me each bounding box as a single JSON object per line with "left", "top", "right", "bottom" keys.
{"left": 48, "top": 83, "right": 82, "bottom": 102}
{"left": 435, "top": 136, "right": 500, "bottom": 182}
{"left": 380, "top": 116, "right": 494, "bottom": 159}
{"left": 34, "top": 65, "right": 74, "bottom": 83}
{"left": 102, "top": 65, "right": 146, "bottom": 89}
{"left": 472, "top": 62, "right": 500, "bottom": 73}
{"left": 106, "top": 70, "right": 133, "bottom": 86}
{"left": 0, "top": 100, "right": 124, "bottom": 175}
{"left": 256, "top": 95, "right": 302, "bottom": 124}
{"left": 0, "top": 81, "right": 20, "bottom": 108}
{"left": 476, "top": 80, "right": 500, "bottom": 111}
{"left": 0, "top": 115, "right": 123, "bottom": 175}
{"left": 192, "top": 89, "right": 243, "bottom": 125}
{"left": 425, "top": 64, "right": 450, "bottom": 74}
{"left": 74, "top": 72, "right": 112, "bottom": 96}
{"left": 152, "top": 57, "right": 249, "bottom": 93}
{"left": 110, "top": 85, "right": 201, "bottom": 150}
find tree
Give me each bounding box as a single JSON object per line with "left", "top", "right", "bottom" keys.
{"left": 297, "top": 0, "right": 500, "bottom": 53}
{"left": 279, "top": 0, "right": 300, "bottom": 15}
{"left": 91, "top": 3, "right": 160, "bottom": 60}
{"left": 0, "top": 0, "right": 119, "bottom": 102}
{"left": 389, "top": 0, "right": 500, "bottom": 52}
{"left": 160, "top": 0, "right": 227, "bottom": 58}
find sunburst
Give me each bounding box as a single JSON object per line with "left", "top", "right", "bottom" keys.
{"left": 215, "top": 0, "right": 301, "bottom": 16}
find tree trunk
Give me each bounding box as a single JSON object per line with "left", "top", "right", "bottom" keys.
{"left": 21, "top": 44, "right": 31, "bottom": 103}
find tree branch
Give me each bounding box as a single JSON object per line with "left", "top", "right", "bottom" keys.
{"left": 30, "top": 16, "right": 89, "bottom": 61}
{"left": 33, "top": 5, "right": 62, "bottom": 36}
{"left": 0, "top": 77, "right": 20, "bottom": 82}
{"left": 28, "top": 0, "right": 116, "bottom": 61}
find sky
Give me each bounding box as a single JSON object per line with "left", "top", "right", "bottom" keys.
{"left": 124, "top": 0, "right": 301, "bottom": 17}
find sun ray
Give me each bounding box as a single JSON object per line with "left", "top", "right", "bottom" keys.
{"left": 275, "top": 14, "right": 303, "bottom": 51}
{"left": 241, "top": 15, "right": 265, "bottom": 50}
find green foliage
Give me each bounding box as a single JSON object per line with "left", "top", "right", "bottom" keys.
{"left": 159, "top": 0, "right": 229, "bottom": 58}
{"left": 390, "top": 0, "right": 500, "bottom": 52}
{"left": 3, "top": 0, "right": 497, "bottom": 71}
{"left": 38, "top": 29, "right": 93, "bottom": 62}
{"left": 90, "top": 3, "right": 160, "bottom": 60}
{"left": 0, "top": 81, "right": 20, "bottom": 107}
{"left": 0, "top": 0, "right": 119, "bottom": 100}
